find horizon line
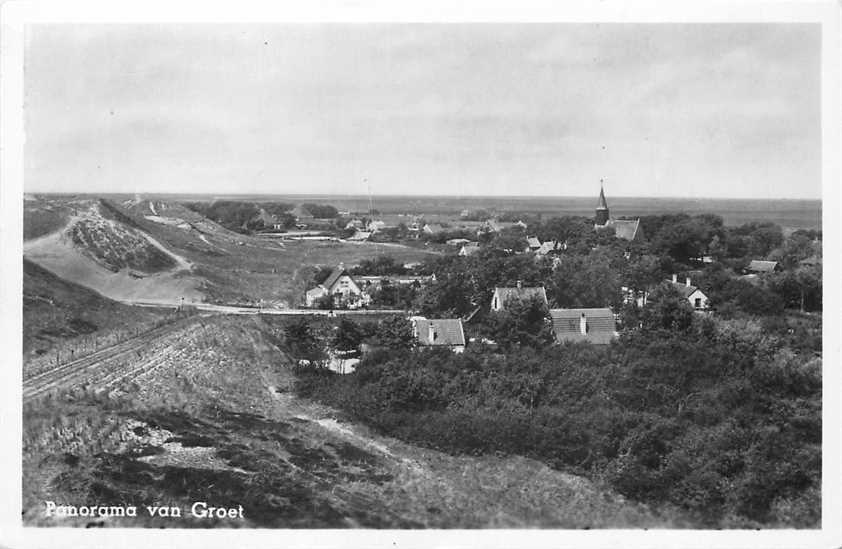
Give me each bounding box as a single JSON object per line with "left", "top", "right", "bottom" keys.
{"left": 23, "top": 191, "right": 824, "bottom": 202}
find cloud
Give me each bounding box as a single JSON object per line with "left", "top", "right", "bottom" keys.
{"left": 24, "top": 23, "right": 821, "bottom": 198}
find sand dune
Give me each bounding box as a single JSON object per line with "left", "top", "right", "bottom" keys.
{"left": 24, "top": 210, "right": 203, "bottom": 305}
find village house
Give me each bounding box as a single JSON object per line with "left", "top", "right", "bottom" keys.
{"left": 446, "top": 238, "right": 473, "bottom": 246}
{"left": 459, "top": 243, "right": 481, "bottom": 257}
{"left": 550, "top": 308, "right": 617, "bottom": 345}
{"left": 744, "top": 260, "right": 781, "bottom": 274}
{"left": 344, "top": 218, "right": 364, "bottom": 230}
{"left": 526, "top": 236, "right": 542, "bottom": 251}
{"left": 490, "top": 281, "right": 548, "bottom": 312}
{"left": 535, "top": 240, "right": 566, "bottom": 256}
{"left": 366, "top": 219, "right": 387, "bottom": 233}
{"left": 667, "top": 274, "right": 709, "bottom": 310}
{"left": 410, "top": 317, "right": 466, "bottom": 353}
{"left": 593, "top": 184, "right": 645, "bottom": 242}
{"left": 479, "top": 219, "right": 525, "bottom": 234}
{"left": 305, "top": 264, "right": 370, "bottom": 309}
{"left": 423, "top": 223, "right": 445, "bottom": 235}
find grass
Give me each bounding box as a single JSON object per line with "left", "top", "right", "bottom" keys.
{"left": 23, "top": 195, "right": 78, "bottom": 240}
{"left": 22, "top": 314, "right": 683, "bottom": 528}
{"left": 22, "top": 258, "right": 167, "bottom": 359}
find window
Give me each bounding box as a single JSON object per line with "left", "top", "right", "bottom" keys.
{"left": 694, "top": 298, "right": 702, "bottom": 309}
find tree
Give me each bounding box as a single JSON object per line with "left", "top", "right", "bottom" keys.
{"left": 302, "top": 203, "right": 339, "bottom": 218}
{"left": 312, "top": 265, "right": 335, "bottom": 286}
{"left": 794, "top": 265, "right": 821, "bottom": 313}
{"left": 640, "top": 283, "right": 695, "bottom": 332}
{"left": 535, "top": 216, "right": 592, "bottom": 246}
{"left": 332, "top": 317, "right": 367, "bottom": 352}
{"left": 623, "top": 254, "right": 663, "bottom": 293}
{"left": 712, "top": 279, "right": 784, "bottom": 317}
{"left": 482, "top": 295, "right": 553, "bottom": 350}
{"left": 549, "top": 253, "right": 622, "bottom": 309}
{"left": 372, "top": 315, "right": 415, "bottom": 350}
{"left": 351, "top": 255, "right": 407, "bottom": 276}
{"left": 284, "top": 318, "right": 323, "bottom": 361}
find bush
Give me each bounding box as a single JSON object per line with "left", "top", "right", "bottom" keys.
{"left": 292, "top": 313, "right": 820, "bottom": 527}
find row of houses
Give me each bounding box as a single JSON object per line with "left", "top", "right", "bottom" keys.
{"left": 304, "top": 264, "right": 436, "bottom": 309}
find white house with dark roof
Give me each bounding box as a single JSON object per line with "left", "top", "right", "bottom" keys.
{"left": 550, "top": 308, "right": 617, "bottom": 345}
{"left": 526, "top": 236, "right": 542, "bottom": 251}
{"left": 423, "top": 223, "right": 445, "bottom": 235}
{"left": 411, "top": 317, "right": 466, "bottom": 353}
{"left": 459, "top": 243, "right": 481, "bottom": 257}
{"left": 305, "top": 264, "right": 369, "bottom": 308}
{"left": 667, "top": 274, "right": 709, "bottom": 310}
{"left": 490, "top": 281, "right": 548, "bottom": 312}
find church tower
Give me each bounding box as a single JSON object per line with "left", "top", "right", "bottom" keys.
{"left": 595, "top": 180, "right": 610, "bottom": 226}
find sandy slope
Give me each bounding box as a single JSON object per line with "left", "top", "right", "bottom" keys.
{"left": 24, "top": 211, "right": 203, "bottom": 305}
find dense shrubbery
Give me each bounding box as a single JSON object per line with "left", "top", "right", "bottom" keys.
{"left": 408, "top": 213, "right": 821, "bottom": 319}
{"left": 285, "top": 208, "right": 821, "bottom": 526}
{"left": 184, "top": 200, "right": 317, "bottom": 233}
{"left": 184, "top": 201, "right": 262, "bottom": 233}
{"left": 302, "top": 203, "right": 339, "bottom": 219}
{"left": 350, "top": 256, "right": 408, "bottom": 276}
{"left": 295, "top": 307, "right": 820, "bottom": 527}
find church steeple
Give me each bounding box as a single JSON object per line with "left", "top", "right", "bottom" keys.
{"left": 595, "top": 179, "right": 610, "bottom": 225}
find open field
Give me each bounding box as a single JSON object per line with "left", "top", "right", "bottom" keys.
{"left": 22, "top": 314, "right": 680, "bottom": 528}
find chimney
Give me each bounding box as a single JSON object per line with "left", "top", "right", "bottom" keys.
{"left": 672, "top": 274, "right": 677, "bottom": 284}
{"left": 685, "top": 277, "right": 691, "bottom": 287}
{"left": 428, "top": 322, "right": 437, "bottom": 342}
{"left": 580, "top": 313, "right": 587, "bottom": 335}
{"left": 516, "top": 280, "right": 523, "bottom": 289}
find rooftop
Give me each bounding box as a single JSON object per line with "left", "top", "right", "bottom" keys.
{"left": 412, "top": 318, "right": 466, "bottom": 347}
{"left": 493, "top": 285, "right": 548, "bottom": 307}
{"left": 746, "top": 260, "right": 779, "bottom": 272}
{"left": 550, "top": 308, "right": 615, "bottom": 345}
{"left": 603, "top": 218, "right": 642, "bottom": 241}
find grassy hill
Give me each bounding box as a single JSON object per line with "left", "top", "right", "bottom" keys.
{"left": 23, "top": 259, "right": 165, "bottom": 358}
{"left": 25, "top": 196, "right": 437, "bottom": 308}
{"left": 22, "top": 314, "right": 678, "bottom": 528}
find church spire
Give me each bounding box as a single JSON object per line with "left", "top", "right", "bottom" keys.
{"left": 595, "top": 179, "right": 610, "bottom": 225}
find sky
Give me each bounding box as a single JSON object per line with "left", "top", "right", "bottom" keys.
{"left": 24, "top": 24, "right": 821, "bottom": 199}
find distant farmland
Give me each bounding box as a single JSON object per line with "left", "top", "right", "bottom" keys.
{"left": 101, "top": 193, "right": 822, "bottom": 230}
